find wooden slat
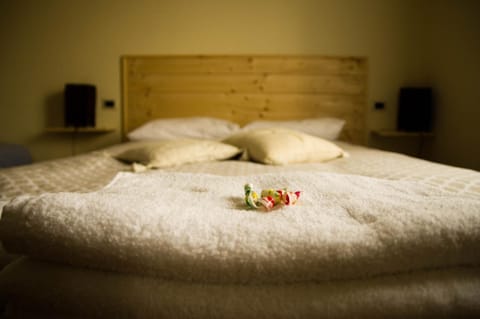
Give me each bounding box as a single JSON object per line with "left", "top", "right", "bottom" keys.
{"left": 125, "top": 93, "right": 363, "bottom": 122}
{"left": 122, "top": 55, "right": 368, "bottom": 144}
{"left": 126, "top": 55, "right": 366, "bottom": 75}
{"left": 127, "top": 74, "right": 365, "bottom": 95}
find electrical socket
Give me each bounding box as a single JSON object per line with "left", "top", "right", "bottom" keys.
{"left": 103, "top": 100, "right": 115, "bottom": 108}
{"left": 374, "top": 102, "right": 385, "bottom": 110}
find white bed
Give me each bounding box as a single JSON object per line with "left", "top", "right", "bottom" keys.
{"left": 0, "top": 55, "right": 479, "bottom": 318}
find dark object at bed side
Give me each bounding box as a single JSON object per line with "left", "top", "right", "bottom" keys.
{"left": 0, "top": 144, "right": 32, "bottom": 168}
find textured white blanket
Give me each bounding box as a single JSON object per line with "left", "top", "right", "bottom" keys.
{"left": 1, "top": 171, "right": 479, "bottom": 284}
{"left": 2, "top": 258, "right": 479, "bottom": 319}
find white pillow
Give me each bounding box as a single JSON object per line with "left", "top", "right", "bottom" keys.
{"left": 223, "top": 128, "right": 347, "bottom": 165}
{"left": 127, "top": 117, "right": 241, "bottom": 141}
{"left": 115, "top": 139, "right": 241, "bottom": 168}
{"left": 241, "top": 117, "right": 345, "bottom": 140}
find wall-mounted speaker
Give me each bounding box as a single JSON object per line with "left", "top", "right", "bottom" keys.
{"left": 64, "top": 84, "right": 96, "bottom": 127}
{"left": 397, "top": 87, "right": 433, "bottom": 132}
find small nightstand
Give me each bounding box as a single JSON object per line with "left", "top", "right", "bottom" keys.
{"left": 370, "top": 130, "right": 434, "bottom": 158}
{"left": 0, "top": 144, "right": 32, "bottom": 168}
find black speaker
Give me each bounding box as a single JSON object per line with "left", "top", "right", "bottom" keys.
{"left": 397, "top": 87, "right": 433, "bottom": 132}
{"left": 64, "top": 84, "right": 96, "bottom": 127}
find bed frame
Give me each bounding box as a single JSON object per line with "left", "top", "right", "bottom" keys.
{"left": 122, "top": 55, "right": 367, "bottom": 144}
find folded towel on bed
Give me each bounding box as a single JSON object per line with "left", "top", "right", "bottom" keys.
{"left": 2, "top": 258, "right": 479, "bottom": 319}
{"left": 1, "top": 171, "right": 479, "bottom": 284}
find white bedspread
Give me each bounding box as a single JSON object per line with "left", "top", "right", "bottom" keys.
{"left": 1, "top": 171, "right": 479, "bottom": 284}
{"left": 2, "top": 143, "right": 479, "bottom": 203}
{"left": 2, "top": 258, "right": 479, "bottom": 319}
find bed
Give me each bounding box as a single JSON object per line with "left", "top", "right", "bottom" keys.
{"left": 0, "top": 55, "right": 479, "bottom": 318}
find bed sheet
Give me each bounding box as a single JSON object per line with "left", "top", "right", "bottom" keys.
{"left": 1, "top": 142, "right": 478, "bottom": 204}
{"left": 2, "top": 258, "right": 479, "bottom": 319}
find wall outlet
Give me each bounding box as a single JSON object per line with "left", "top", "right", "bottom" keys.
{"left": 374, "top": 102, "right": 385, "bottom": 110}
{"left": 103, "top": 100, "right": 115, "bottom": 108}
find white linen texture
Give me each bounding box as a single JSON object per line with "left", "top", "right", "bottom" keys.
{"left": 241, "top": 117, "right": 345, "bottom": 140}
{"left": 1, "top": 258, "right": 479, "bottom": 319}
{"left": 127, "top": 117, "right": 240, "bottom": 141}
{"left": 1, "top": 171, "right": 479, "bottom": 284}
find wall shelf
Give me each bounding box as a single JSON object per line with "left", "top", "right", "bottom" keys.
{"left": 45, "top": 127, "right": 116, "bottom": 156}
{"left": 45, "top": 127, "right": 115, "bottom": 133}
{"left": 370, "top": 130, "right": 434, "bottom": 159}
{"left": 371, "top": 130, "right": 434, "bottom": 138}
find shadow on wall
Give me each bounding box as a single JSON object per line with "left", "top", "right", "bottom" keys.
{"left": 24, "top": 91, "right": 73, "bottom": 161}
{"left": 45, "top": 91, "right": 64, "bottom": 128}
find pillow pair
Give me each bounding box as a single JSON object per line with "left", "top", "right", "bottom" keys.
{"left": 116, "top": 128, "right": 346, "bottom": 168}
{"left": 127, "top": 116, "right": 345, "bottom": 141}
{"left": 122, "top": 117, "right": 347, "bottom": 167}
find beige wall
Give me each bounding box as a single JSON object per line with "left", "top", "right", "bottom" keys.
{"left": 420, "top": 0, "right": 480, "bottom": 170}
{"left": 0, "top": 0, "right": 478, "bottom": 170}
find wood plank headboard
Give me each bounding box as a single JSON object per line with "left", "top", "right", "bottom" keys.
{"left": 122, "top": 55, "right": 367, "bottom": 144}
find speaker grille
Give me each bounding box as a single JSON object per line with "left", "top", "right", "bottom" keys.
{"left": 397, "top": 87, "right": 433, "bottom": 132}
{"left": 64, "top": 84, "right": 96, "bottom": 127}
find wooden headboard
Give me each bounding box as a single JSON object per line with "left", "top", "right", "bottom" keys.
{"left": 122, "top": 55, "right": 367, "bottom": 144}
